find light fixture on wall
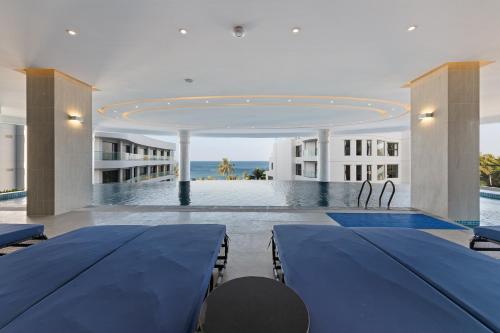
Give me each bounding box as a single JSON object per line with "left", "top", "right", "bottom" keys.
{"left": 418, "top": 112, "right": 434, "bottom": 120}
{"left": 68, "top": 114, "right": 84, "bottom": 123}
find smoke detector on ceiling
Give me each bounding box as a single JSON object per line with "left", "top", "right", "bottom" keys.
{"left": 232, "top": 26, "right": 246, "bottom": 38}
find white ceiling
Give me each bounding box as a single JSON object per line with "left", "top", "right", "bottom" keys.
{"left": 1, "top": 0, "right": 500, "bottom": 137}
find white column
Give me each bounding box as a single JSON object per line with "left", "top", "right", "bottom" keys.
{"left": 178, "top": 130, "right": 191, "bottom": 182}
{"left": 318, "top": 129, "right": 330, "bottom": 182}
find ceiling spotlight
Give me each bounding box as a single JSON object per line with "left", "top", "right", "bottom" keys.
{"left": 330, "top": 100, "right": 334, "bottom": 104}
{"left": 287, "top": 99, "right": 292, "bottom": 103}
{"left": 368, "top": 103, "right": 372, "bottom": 106}
{"left": 205, "top": 100, "right": 209, "bottom": 103}
{"left": 167, "top": 102, "right": 171, "bottom": 105}
{"left": 246, "top": 99, "right": 250, "bottom": 103}
{"left": 407, "top": 25, "right": 417, "bottom": 31}
{"left": 232, "top": 25, "right": 246, "bottom": 38}
{"left": 135, "top": 105, "right": 139, "bottom": 109}
{"left": 291, "top": 27, "right": 301, "bottom": 34}
{"left": 179, "top": 28, "right": 188, "bottom": 35}
{"left": 65, "top": 29, "right": 78, "bottom": 36}
{"left": 113, "top": 110, "right": 118, "bottom": 113}
{"left": 184, "top": 78, "right": 193, "bottom": 83}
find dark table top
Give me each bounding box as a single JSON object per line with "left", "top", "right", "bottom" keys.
{"left": 200, "top": 276, "right": 309, "bottom": 333}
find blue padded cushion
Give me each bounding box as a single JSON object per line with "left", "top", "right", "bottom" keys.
{"left": 0, "top": 225, "right": 149, "bottom": 329}
{"left": 353, "top": 227, "right": 500, "bottom": 333}
{"left": 0, "top": 224, "right": 225, "bottom": 333}
{"left": 0, "top": 224, "right": 44, "bottom": 248}
{"left": 474, "top": 226, "right": 500, "bottom": 242}
{"left": 273, "top": 225, "right": 490, "bottom": 333}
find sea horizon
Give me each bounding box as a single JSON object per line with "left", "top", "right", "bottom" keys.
{"left": 190, "top": 160, "right": 268, "bottom": 179}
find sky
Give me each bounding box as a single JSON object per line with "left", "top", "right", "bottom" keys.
{"left": 150, "top": 136, "right": 274, "bottom": 161}
{"left": 150, "top": 123, "right": 500, "bottom": 161}
{"left": 480, "top": 123, "right": 500, "bottom": 155}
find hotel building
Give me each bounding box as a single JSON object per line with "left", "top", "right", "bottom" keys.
{"left": 93, "top": 132, "right": 175, "bottom": 184}
{"left": 266, "top": 132, "right": 410, "bottom": 184}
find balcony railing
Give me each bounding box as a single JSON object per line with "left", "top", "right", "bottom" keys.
{"left": 95, "top": 151, "right": 173, "bottom": 161}
{"left": 303, "top": 149, "right": 317, "bottom": 158}
{"left": 303, "top": 170, "right": 317, "bottom": 178}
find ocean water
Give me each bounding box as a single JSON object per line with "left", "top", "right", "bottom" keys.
{"left": 190, "top": 161, "right": 268, "bottom": 179}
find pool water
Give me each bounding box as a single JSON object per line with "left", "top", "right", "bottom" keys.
{"left": 93, "top": 180, "right": 410, "bottom": 208}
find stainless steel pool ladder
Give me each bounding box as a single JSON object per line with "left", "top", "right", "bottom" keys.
{"left": 379, "top": 180, "right": 395, "bottom": 209}
{"left": 357, "top": 180, "right": 372, "bottom": 209}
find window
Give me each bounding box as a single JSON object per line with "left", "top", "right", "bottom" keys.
{"left": 295, "top": 145, "right": 302, "bottom": 157}
{"left": 160, "top": 150, "right": 164, "bottom": 156}
{"left": 377, "top": 140, "right": 385, "bottom": 156}
{"left": 124, "top": 168, "right": 132, "bottom": 180}
{"left": 356, "top": 140, "right": 362, "bottom": 156}
{"left": 125, "top": 145, "right": 131, "bottom": 154}
{"left": 344, "top": 165, "right": 351, "bottom": 181}
{"left": 367, "top": 165, "right": 372, "bottom": 181}
{"left": 377, "top": 165, "right": 385, "bottom": 181}
{"left": 270, "top": 162, "right": 274, "bottom": 170}
{"left": 143, "top": 148, "right": 149, "bottom": 155}
{"left": 387, "top": 142, "right": 399, "bottom": 156}
{"left": 366, "top": 140, "right": 372, "bottom": 156}
{"left": 387, "top": 164, "right": 399, "bottom": 178}
{"left": 344, "top": 140, "right": 351, "bottom": 156}
{"left": 356, "top": 165, "right": 362, "bottom": 181}
{"left": 295, "top": 164, "right": 302, "bottom": 176}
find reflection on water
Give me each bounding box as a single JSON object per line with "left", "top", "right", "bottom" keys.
{"left": 178, "top": 181, "right": 190, "bottom": 206}
{"left": 92, "top": 180, "right": 411, "bottom": 208}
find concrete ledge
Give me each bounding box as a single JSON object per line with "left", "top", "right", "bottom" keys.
{"left": 480, "top": 191, "right": 500, "bottom": 200}
{"left": 455, "top": 220, "right": 480, "bottom": 228}
{"left": 0, "top": 190, "right": 26, "bottom": 201}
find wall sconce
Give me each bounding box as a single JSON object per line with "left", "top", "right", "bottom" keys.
{"left": 68, "top": 114, "right": 84, "bottom": 123}
{"left": 418, "top": 112, "right": 434, "bottom": 120}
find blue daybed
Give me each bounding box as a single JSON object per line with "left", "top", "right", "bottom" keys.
{"left": 0, "top": 224, "right": 228, "bottom": 333}
{"left": 272, "top": 225, "right": 500, "bottom": 333}
{"left": 470, "top": 226, "right": 500, "bottom": 251}
{"left": 0, "top": 224, "right": 46, "bottom": 254}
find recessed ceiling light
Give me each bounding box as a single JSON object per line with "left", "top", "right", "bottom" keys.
{"left": 135, "top": 105, "right": 139, "bottom": 109}
{"left": 205, "top": 100, "right": 209, "bottom": 103}
{"left": 65, "top": 29, "right": 78, "bottom": 36}
{"left": 167, "top": 102, "right": 171, "bottom": 105}
{"left": 368, "top": 103, "right": 372, "bottom": 106}
{"left": 246, "top": 99, "right": 250, "bottom": 103}
{"left": 291, "top": 27, "right": 301, "bottom": 34}
{"left": 330, "top": 100, "right": 334, "bottom": 104}
{"left": 184, "top": 78, "right": 193, "bottom": 83}
{"left": 179, "top": 28, "right": 188, "bottom": 35}
{"left": 232, "top": 26, "right": 245, "bottom": 38}
{"left": 407, "top": 25, "right": 417, "bottom": 31}
{"left": 288, "top": 99, "right": 292, "bottom": 103}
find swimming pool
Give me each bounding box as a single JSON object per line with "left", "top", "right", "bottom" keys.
{"left": 92, "top": 180, "right": 411, "bottom": 208}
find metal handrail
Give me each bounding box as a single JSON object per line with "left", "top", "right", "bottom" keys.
{"left": 379, "top": 180, "right": 396, "bottom": 209}
{"left": 357, "top": 180, "right": 372, "bottom": 209}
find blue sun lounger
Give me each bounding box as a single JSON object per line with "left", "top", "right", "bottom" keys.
{"left": 470, "top": 226, "right": 500, "bottom": 251}
{"left": 0, "top": 224, "right": 228, "bottom": 333}
{"left": 0, "top": 224, "right": 46, "bottom": 254}
{"left": 353, "top": 227, "right": 500, "bottom": 333}
{"left": 272, "top": 225, "right": 495, "bottom": 333}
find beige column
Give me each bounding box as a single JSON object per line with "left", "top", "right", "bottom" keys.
{"left": 408, "top": 62, "right": 482, "bottom": 225}
{"left": 26, "top": 69, "right": 93, "bottom": 216}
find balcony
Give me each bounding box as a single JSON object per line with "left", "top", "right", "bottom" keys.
{"left": 94, "top": 151, "right": 173, "bottom": 161}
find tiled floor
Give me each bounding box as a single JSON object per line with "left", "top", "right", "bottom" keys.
{"left": 1, "top": 204, "right": 499, "bottom": 281}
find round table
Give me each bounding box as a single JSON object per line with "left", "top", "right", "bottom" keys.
{"left": 200, "top": 276, "right": 309, "bottom": 333}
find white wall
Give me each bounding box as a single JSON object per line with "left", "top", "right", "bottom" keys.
{"left": 330, "top": 133, "right": 405, "bottom": 184}
{"left": 0, "top": 123, "right": 16, "bottom": 191}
